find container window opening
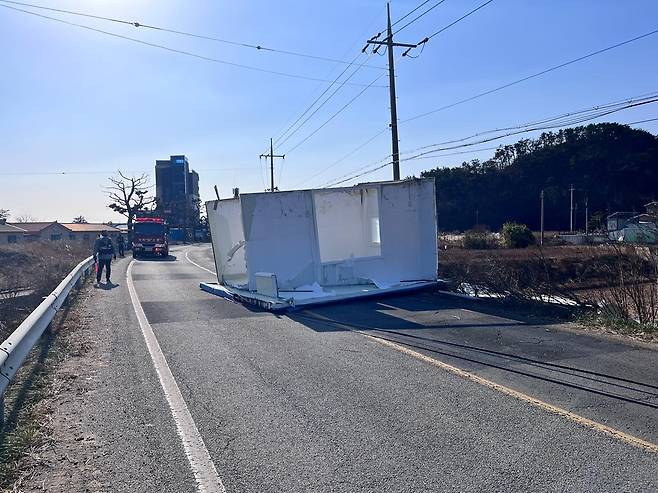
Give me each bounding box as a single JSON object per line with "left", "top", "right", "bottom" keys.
{"left": 370, "top": 217, "right": 380, "bottom": 245}
{"left": 315, "top": 188, "right": 381, "bottom": 262}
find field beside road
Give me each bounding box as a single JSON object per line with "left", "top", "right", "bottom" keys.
{"left": 439, "top": 243, "right": 658, "bottom": 340}
{"left": 0, "top": 242, "right": 90, "bottom": 340}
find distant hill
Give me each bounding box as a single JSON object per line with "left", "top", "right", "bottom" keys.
{"left": 420, "top": 123, "right": 658, "bottom": 232}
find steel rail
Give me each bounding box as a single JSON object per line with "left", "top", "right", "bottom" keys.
{"left": 0, "top": 255, "right": 95, "bottom": 424}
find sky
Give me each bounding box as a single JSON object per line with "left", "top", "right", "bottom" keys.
{"left": 1, "top": 0, "right": 657, "bottom": 223}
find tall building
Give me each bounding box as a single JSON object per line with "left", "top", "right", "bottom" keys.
{"left": 155, "top": 155, "right": 200, "bottom": 236}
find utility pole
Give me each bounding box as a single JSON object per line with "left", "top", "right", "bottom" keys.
{"left": 569, "top": 184, "right": 575, "bottom": 232}
{"left": 364, "top": 3, "right": 423, "bottom": 181}
{"left": 540, "top": 189, "right": 545, "bottom": 246}
{"left": 260, "top": 138, "right": 284, "bottom": 192}
{"left": 585, "top": 194, "right": 589, "bottom": 235}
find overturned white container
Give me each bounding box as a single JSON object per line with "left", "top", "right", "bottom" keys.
{"left": 201, "top": 178, "right": 438, "bottom": 310}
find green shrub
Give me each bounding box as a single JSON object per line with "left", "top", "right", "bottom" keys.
{"left": 462, "top": 231, "right": 494, "bottom": 249}
{"left": 501, "top": 222, "right": 535, "bottom": 248}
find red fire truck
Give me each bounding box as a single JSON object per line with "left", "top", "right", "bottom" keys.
{"left": 132, "top": 217, "right": 169, "bottom": 258}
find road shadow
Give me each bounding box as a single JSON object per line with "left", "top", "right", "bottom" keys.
{"left": 94, "top": 282, "right": 119, "bottom": 290}
{"left": 133, "top": 254, "right": 177, "bottom": 262}
{"left": 287, "top": 290, "right": 534, "bottom": 334}
{"left": 286, "top": 291, "right": 658, "bottom": 411}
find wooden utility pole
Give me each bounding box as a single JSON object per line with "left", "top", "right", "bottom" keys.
{"left": 540, "top": 189, "right": 545, "bottom": 246}
{"left": 585, "top": 194, "right": 589, "bottom": 235}
{"left": 260, "top": 138, "right": 284, "bottom": 192}
{"left": 364, "top": 3, "right": 422, "bottom": 181}
{"left": 569, "top": 184, "right": 575, "bottom": 232}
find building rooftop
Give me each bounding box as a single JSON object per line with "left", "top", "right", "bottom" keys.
{"left": 606, "top": 212, "right": 636, "bottom": 219}
{"left": 0, "top": 223, "right": 27, "bottom": 233}
{"left": 7, "top": 221, "right": 60, "bottom": 232}
{"left": 61, "top": 223, "right": 122, "bottom": 233}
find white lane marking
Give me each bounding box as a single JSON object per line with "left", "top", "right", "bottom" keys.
{"left": 185, "top": 250, "right": 217, "bottom": 275}
{"left": 126, "top": 261, "right": 226, "bottom": 493}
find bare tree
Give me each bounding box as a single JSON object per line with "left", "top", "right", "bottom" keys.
{"left": 72, "top": 215, "right": 88, "bottom": 223}
{"left": 0, "top": 209, "right": 9, "bottom": 221}
{"left": 106, "top": 172, "right": 156, "bottom": 243}
{"left": 15, "top": 214, "right": 35, "bottom": 223}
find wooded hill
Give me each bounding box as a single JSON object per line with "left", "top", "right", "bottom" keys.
{"left": 420, "top": 123, "right": 658, "bottom": 232}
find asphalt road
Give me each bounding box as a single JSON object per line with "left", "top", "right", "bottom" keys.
{"left": 77, "top": 244, "right": 658, "bottom": 492}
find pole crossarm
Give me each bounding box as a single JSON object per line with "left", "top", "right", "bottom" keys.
{"left": 366, "top": 40, "right": 418, "bottom": 48}
{"left": 362, "top": 2, "right": 426, "bottom": 181}
{"left": 260, "top": 138, "right": 285, "bottom": 192}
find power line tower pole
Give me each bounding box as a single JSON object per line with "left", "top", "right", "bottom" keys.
{"left": 364, "top": 3, "right": 422, "bottom": 181}
{"left": 569, "top": 184, "right": 575, "bottom": 232}
{"left": 585, "top": 194, "right": 589, "bottom": 236}
{"left": 260, "top": 138, "right": 285, "bottom": 192}
{"left": 540, "top": 189, "right": 545, "bottom": 246}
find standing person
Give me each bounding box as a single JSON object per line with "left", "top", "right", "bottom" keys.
{"left": 117, "top": 234, "right": 125, "bottom": 257}
{"left": 93, "top": 230, "right": 116, "bottom": 284}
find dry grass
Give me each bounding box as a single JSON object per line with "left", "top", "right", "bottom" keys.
{"left": 439, "top": 244, "right": 658, "bottom": 337}
{"left": 0, "top": 270, "right": 92, "bottom": 491}
{"left": 0, "top": 242, "right": 89, "bottom": 341}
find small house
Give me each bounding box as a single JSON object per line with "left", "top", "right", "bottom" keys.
{"left": 606, "top": 212, "right": 635, "bottom": 233}
{"left": 0, "top": 221, "right": 26, "bottom": 245}
{"left": 8, "top": 222, "right": 72, "bottom": 242}
{"left": 60, "top": 223, "right": 122, "bottom": 246}
{"left": 645, "top": 201, "right": 658, "bottom": 217}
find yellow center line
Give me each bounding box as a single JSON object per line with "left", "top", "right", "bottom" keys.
{"left": 359, "top": 332, "right": 658, "bottom": 454}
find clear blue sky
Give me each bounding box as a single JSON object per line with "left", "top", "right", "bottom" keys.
{"left": 1, "top": 0, "right": 657, "bottom": 222}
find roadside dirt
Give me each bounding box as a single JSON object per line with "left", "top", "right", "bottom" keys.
{"left": 12, "top": 285, "right": 109, "bottom": 492}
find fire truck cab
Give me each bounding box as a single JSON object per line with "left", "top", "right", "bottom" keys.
{"left": 132, "top": 217, "right": 169, "bottom": 258}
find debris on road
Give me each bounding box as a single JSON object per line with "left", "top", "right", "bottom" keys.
{"left": 202, "top": 179, "right": 438, "bottom": 310}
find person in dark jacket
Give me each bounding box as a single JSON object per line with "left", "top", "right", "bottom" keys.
{"left": 93, "top": 231, "right": 116, "bottom": 284}
{"left": 117, "top": 235, "right": 125, "bottom": 257}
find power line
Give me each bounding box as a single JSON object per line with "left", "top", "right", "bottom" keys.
{"left": 391, "top": 0, "right": 432, "bottom": 28}
{"left": 319, "top": 152, "right": 394, "bottom": 188}
{"left": 367, "top": 0, "right": 434, "bottom": 45}
{"left": 282, "top": 71, "right": 389, "bottom": 154}
{"left": 267, "top": 4, "right": 388, "bottom": 156}
{"left": 393, "top": 0, "right": 448, "bottom": 35}
{"left": 291, "top": 127, "right": 390, "bottom": 188}
{"left": 272, "top": 1, "right": 443, "bottom": 180}
{"left": 322, "top": 95, "right": 658, "bottom": 186}
{"left": 627, "top": 117, "right": 658, "bottom": 125}
{"left": 0, "top": 3, "right": 386, "bottom": 88}
{"left": 322, "top": 159, "right": 393, "bottom": 188}
{"left": 363, "top": 4, "right": 427, "bottom": 181}
{"left": 401, "top": 26, "right": 658, "bottom": 124}
{"left": 425, "top": 0, "right": 495, "bottom": 41}
{"left": 0, "top": 0, "right": 385, "bottom": 69}
{"left": 400, "top": 91, "right": 658, "bottom": 155}
{"left": 405, "top": 144, "right": 502, "bottom": 162}
{"left": 402, "top": 97, "right": 658, "bottom": 160}
{"left": 274, "top": 53, "right": 372, "bottom": 149}
{"left": 0, "top": 167, "right": 261, "bottom": 176}
{"left": 322, "top": 144, "right": 502, "bottom": 186}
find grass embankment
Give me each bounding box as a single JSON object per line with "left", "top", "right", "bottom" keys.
{"left": 0, "top": 242, "right": 89, "bottom": 340}
{"left": 439, "top": 244, "right": 658, "bottom": 339}
{"left": 0, "top": 242, "right": 91, "bottom": 489}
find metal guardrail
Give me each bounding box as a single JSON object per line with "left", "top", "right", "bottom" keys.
{"left": 0, "top": 255, "right": 95, "bottom": 424}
